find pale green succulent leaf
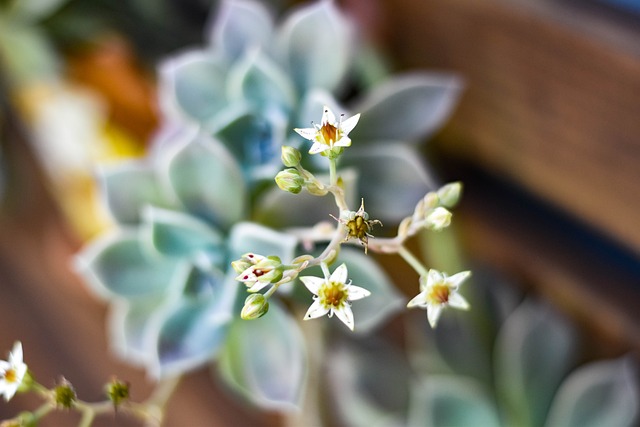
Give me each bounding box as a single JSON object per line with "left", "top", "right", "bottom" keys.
{"left": 350, "top": 73, "right": 463, "bottom": 143}
{"left": 167, "top": 134, "right": 246, "bottom": 230}
{"left": 3, "top": 0, "right": 68, "bottom": 22}
{"left": 341, "top": 144, "right": 436, "bottom": 224}
{"left": 276, "top": 0, "right": 352, "bottom": 92}
{"left": 0, "top": 24, "right": 59, "bottom": 86}
{"left": 153, "top": 272, "right": 237, "bottom": 377}
{"left": 217, "top": 300, "right": 306, "bottom": 411}
{"left": 227, "top": 221, "right": 298, "bottom": 261}
{"left": 495, "top": 299, "right": 577, "bottom": 427}
{"left": 74, "top": 230, "right": 182, "bottom": 299}
{"left": 99, "top": 161, "right": 175, "bottom": 225}
{"left": 208, "top": 0, "right": 274, "bottom": 61}
{"left": 326, "top": 339, "right": 411, "bottom": 426}
{"left": 158, "top": 50, "right": 227, "bottom": 124}
{"left": 227, "top": 49, "right": 296, "bottom": 113}
{"left": 141, "top": 206, "right": 225, "bottom": 258}
{"left": 409, "top": 376, "right": 501, "bottom": 427}
{"left": 545, "top": 357, "right": 639, "bottom": 427}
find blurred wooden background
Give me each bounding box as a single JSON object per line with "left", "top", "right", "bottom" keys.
{"left": 2, "top": 0, "right": 640, "bottom": 425}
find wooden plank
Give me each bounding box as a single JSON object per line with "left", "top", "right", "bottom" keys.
{"left": 373, "top": 0, "right": 640, "bottom": 255}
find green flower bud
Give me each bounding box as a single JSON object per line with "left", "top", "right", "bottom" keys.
{"left": 241, "top": 294, "right": 270, "bottom": 320}
{"left": 54, "top": 378, "right": 77, "bottom": 409}
{"left": 231, "top": 259, "right": 252, "bottom": 274}
{"left": 105, "top": 378, "right": 130, "bottom": 408}
{"left": 424, "top": 191, "right": 440, "bottom": 209}
{"left": 425, "top": 207, "right": 452, "bottom": 231}
{"left": 437, "top": 182, "right": 463, "bottom": 208}
{"left": 306, "top": 181, "right": 328, "bottom": 196}
{"left": 275, "top": 168, "right": 304, "bottom": 194}
{"left": 281, "top": 146, "right": 302, "bottom": 167}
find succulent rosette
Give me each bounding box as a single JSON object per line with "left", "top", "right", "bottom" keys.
{"left": 74, "top": 0, "right": 460, "bottom": 411}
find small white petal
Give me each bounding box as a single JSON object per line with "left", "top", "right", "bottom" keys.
{"left": 340, "top": 113, "right": 360, "bottom": 135}
{"left": 294, "top": 127, "right": 318, "bottom": 141}
{"left": 9, "top": 342, "right": 22, "bottom": 365}
{"left": 304, "top": 300, "right": 330, "bottom": 320}
{"left": 449, "top": 271, "right": 471, "bottom": 289}
{"left": 428, "top": 305, "right": 444, "bottom": 328}
{"left": 333, "top": 305, "right": 355, "bottom": 331}
{"left": 0, "top": 361, "right": 9, "bottom": 371}
{"left": 334, "top": 136, "right": 352, "bottom": 148}
{"left": 247, "top": 281, "right": 270, "bottom": 293}
{"left": 330, "top": 263, "right": 348, "bottom": 284}
{"left": 407, "top": 290, "right": 428, "bottom": 308}
{"left": 236, "top": 267, "right": 257, "bottom": 282}
{"left": 308, "top": 142, "right": 328, "bottom": 154}
{"left": 448, "top": 292, "right": 470, "bottom": 310}
{"left": 418, "top": 275, "right": 428, "bottom": 291}
{"left": 427, "top": 269, "right": 444, "bottom": 287}
{"left": 321, "top": 106, "right": 336, "bottom": 125}
{"left": 347, "top": 285, "right": 371, "bottom": 301}
{"left": 299, "top": 275, "right": 325, "bottom": 294}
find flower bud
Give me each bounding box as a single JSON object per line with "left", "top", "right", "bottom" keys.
{"left": 306, "top": 181, "right": 328, "bottom": 196}
{"left": 275, "top": 168, "right": 304, "bottom": 194}
{"left": 54, "top": 378, "right": 77, "bottom": 409}
{"left": 231, "top": 259, "right": 252, "bottom": 274}
{"left": 437, "top": 182, "right": 463, "bottom": 208}
{"left": 424, "top": 191, "right": 440, "bottom": 209}
{"left": 241, "top": 294, "right": 270, "bottom": 320}
{"left": 281, "top": 146, "right": 302, "bottom": 167}
{"left": 425, "top": 207, "right": 452, "bottom": 231}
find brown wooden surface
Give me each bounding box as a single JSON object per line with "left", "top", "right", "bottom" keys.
{"left": 375, "top": 0, "right": 640, "bottom": 256}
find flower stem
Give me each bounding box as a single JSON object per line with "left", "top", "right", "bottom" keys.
{"left": 329, "top": 158, "right": 337, "bottom": 187}
{"left": 398, "top": 245, "right": 429, "bottom": 277}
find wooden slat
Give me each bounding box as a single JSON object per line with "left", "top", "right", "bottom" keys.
{"left": 375, "top": 0, "right": 640, "bottom": 255}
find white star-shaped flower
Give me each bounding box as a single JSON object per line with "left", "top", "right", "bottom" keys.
{"left": 0, "top": 342, "right": 28, "bottom": 402}
{"left": 294, "top": 106, "right": 360, "bottom": 155}
{"left": 300, "top": 263, "right": 370, "bottom": 331}
{"left": 407, "top": 269, "right": 471, "bottom": 328}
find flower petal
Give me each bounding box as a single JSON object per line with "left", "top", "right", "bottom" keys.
{"left": 448, "top": 293, "right": 470, "bottom": 310}
{"left": 321, "top": 105, "right": 336, "bottom": 125}
{"left": 428, "top": 304, "right": 444, "bottom": 328}
{"left": 330, "top": 263, "right": 348, "bottom": 284}
{"left": 407, "top": 291, "right": 428, "bottom": 308}
{"left": 299, "top": 276, "right": 324, "bottom": 295}
{"left": 333, "top": 305, "right": 355, "bottom": 331}
{"left": 340, "top": 113, "right": 360, "bottom": 135}
{"left": 304, "top": 299, "right": 330, "bottom": 320}
{"left": 9, "top": 342, "right": 22, "bottom": 365}
{"left": 347, "top": 285, "right": 371, "bottom": 301}
{"left": 294, "top": 127, "right": 317, "bottom": 141}
{"left": 449, "top": 270, "right": 472, "bottom": 289}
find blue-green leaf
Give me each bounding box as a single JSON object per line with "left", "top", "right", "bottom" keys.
{"left": 350, "top": 73, "right": 462, "bottom": 143}
{"left": 153, "top": 273, "right": 237, "bottom": 377}
{"left": 341, "top": 144, "right": 436, "bottom": 224}
{"left": 494, "top": 299, "right": 577, "bottom": 427}
{"left": 98, "top": 161, "right": 174, "bottom": 225}
{"left": 227, "top": 222, "right": 298, "bottom": 261}
{"left": 227, "top": 49, "right": 296, "bottom": 113}
{"left": 217, "top": 300, "right": 306, "bottom": 411}
{"left": 167, "top": 134, "right": 246, "bottom": 230}
{"left": 208, "top": 0, "right": 274, "bottom": 61}
{"left": 158, "top": 51, "right": 227, "bottom": 124}
{"left": 276, "top": 0, "right": 352, "bottom": 92}
{"left": 545, "top": 357, "right": 639, "bottom": 427}
{"left": 409, "top": 376, "right": 501, "bottom": 427}
{"left": 141, "top": 206, "right": 224, "bottom": 258}
{"left": 74, "top": 230, "right": 183, "bottom": 299}
{"left": 326, "top": 338, "right": 412, "bottom": 426}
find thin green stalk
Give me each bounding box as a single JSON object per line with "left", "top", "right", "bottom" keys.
{"left": 398, "top": 245, "right": 429, "bottom": 277}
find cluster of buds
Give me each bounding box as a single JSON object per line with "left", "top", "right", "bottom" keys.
{"left": 232, "top": 253, "right": 312, "bottom": 320}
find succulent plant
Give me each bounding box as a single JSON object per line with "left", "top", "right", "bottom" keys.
{"left": 73, "top": 0, "right": 462, "bottom": 410}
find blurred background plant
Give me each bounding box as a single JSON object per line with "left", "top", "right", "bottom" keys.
{"left": 1, "top": 0, "right": 639, "bottom": 425}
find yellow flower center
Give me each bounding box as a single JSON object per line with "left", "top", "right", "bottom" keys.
{"left": 428, "top": 283, "right": 450, "bottom": 305}
{"left": 2, "top": 368, "right": 17, "bottom": 383}
{"left": 319, "top": 123, "right": 338, "bottom": 146}
{"left": 346, "top": 215, "right": 368, "bottom": 240}
{"left": 320, "top": 281, "right": 347, "bottom": 309}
